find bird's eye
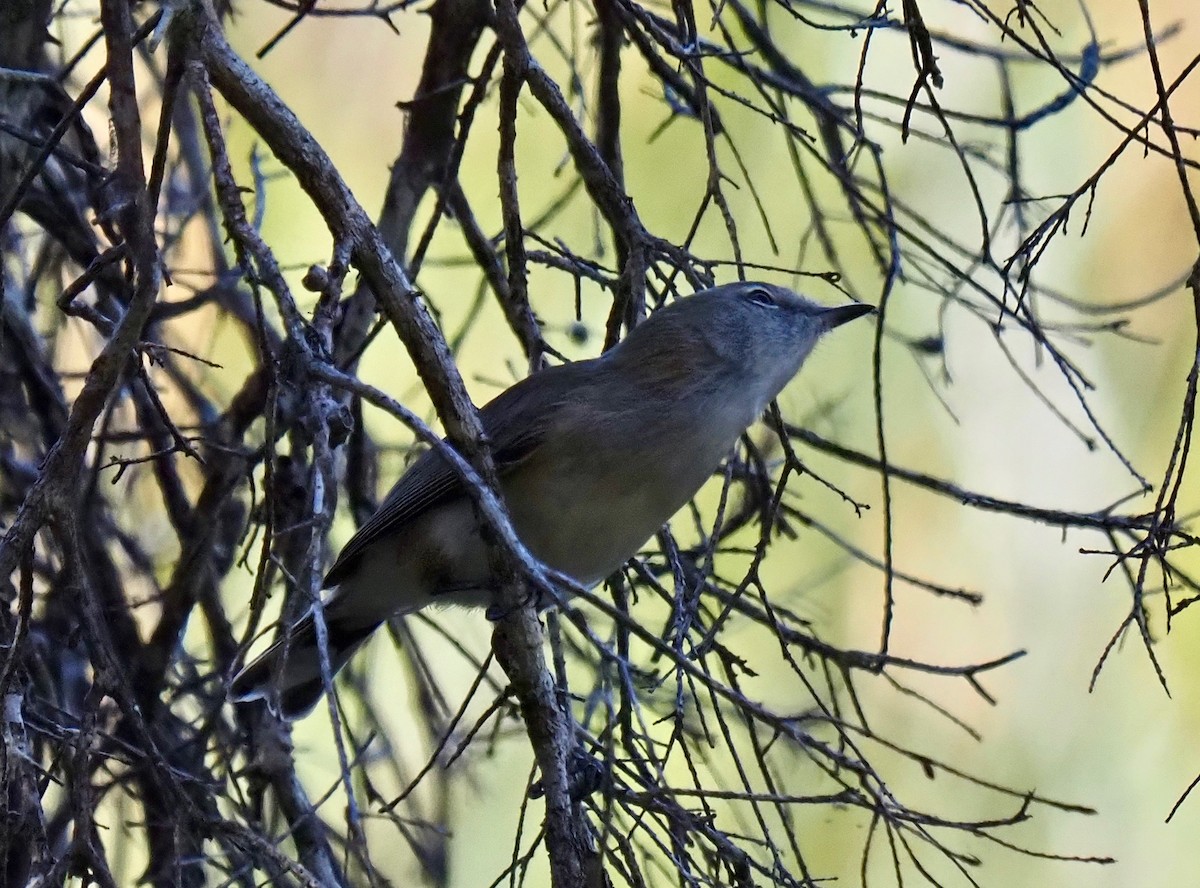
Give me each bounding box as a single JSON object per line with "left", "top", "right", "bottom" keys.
{"left": 746, "top": 286, "right": 776, "bottom": 307}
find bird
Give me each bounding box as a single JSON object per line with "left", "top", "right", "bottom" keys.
{"left": 231, "top": 281, "right": 874, "bottom": 717}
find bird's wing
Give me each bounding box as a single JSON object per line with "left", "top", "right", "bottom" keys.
{"left": 323, "top": 361, "right": 594, "bottom": 587}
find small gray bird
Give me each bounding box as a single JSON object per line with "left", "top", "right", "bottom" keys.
{"left": 232, "top": 282, "right": 873, "bottom": 716}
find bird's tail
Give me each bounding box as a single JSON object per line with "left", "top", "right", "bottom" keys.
{"left": 230, "top": 607, "right": 379, "bottom": 719}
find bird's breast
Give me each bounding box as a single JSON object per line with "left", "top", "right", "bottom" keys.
{"left": 500, "top": 404, "right": 747, "bottom": 585}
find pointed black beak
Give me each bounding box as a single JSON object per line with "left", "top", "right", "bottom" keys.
{"left": 820, "top": 301, "right": 875, "bottom": 329}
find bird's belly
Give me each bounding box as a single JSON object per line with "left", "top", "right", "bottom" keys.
{"left": 502, "top": 442, "right": 724, "bottom": 586}
{"left": 513, "top": 489, "right": 661, "bottom": 584}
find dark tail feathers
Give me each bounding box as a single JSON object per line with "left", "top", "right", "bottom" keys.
{"left": 230, "top": 611, "right": 378, "bottom": 719}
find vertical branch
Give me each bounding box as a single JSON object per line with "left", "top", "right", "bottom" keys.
{"left": 593, "top": 0, "right": 644, "bottom": 340}
{"left": 497, "top": 49, "right": 529, "bottom": 324}
{"left": 490, "top": 6, "right": 598, "bottom": 884}
{"left": 336, "top": 0, "right": 490, "bottom": 366}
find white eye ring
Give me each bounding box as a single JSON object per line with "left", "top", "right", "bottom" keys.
{"left": 746, "top": 286, "right": 776, "bottom": 307}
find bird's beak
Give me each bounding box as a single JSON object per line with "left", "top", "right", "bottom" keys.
{"left": 820, "top": 302, "right": 875, "bottom": 329}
